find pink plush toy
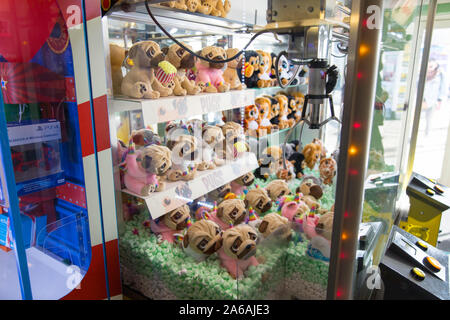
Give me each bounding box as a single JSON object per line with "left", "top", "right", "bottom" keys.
{"left": 195, "top": 46, "right": 231, "bottom": 93}
{"left": 218, "top": 225, "right": 259, "bottom": 279}
{"left": 150, "top": 205, "right": 191, "bottom": 244}
{"left": 120, "top": 143, "right": 172, "bottom": 196}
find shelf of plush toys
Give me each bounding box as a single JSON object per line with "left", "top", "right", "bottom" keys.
{"left": 121, "top": 151, "right": 259, "bottom": 220}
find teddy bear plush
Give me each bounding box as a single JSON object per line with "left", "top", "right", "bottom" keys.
{"left": 223, "top": 48, "right": 245, "bottom": 90}
{"left": 181, "top": 219, "right": 223, "bottom": 262}
{"left": 209, "top": 198, "right": 248, "bottom": 230}
{"left": 195, "top": 46, "right": 230, "bottom": 93}
{"left": 243, "top": 50, "right": 260, "bottom": 88}
{"left": 244, "top": 188, "right": 272, "bottom": 215}
{"left": 121, "top": 143, "right": 172, "bottom": 196}
{"left": 198, "top": 125, "right": 225, "bottom": 171}
{"left": 195, "top": 0, "right": 230, "bottom": 17}
{"left": 162, "top": 42, "right": 202, "bottom": 96}
{"left": 121, "top": 41, "right": 173, "bottom": 99}
{"left": 150, "top": 205, "right": 191, "bottom": 244}
{"left": 302, "top": 142, "right": 322, "bottom": 170}
{"left": 256, "top": 50, "right": 273, "bottom": 88}
{"left": 312, "top": 138, "right": 327, "bottom": 160}
{"left": 109, "top": 43, "right": 126, "bottom": 96}
{"left": 265, "top": 179, "right": 291, "bottom": 202}
{"left": 166, "top": 134, "right": 201, "bottom": 181}
{"left": 230, "top": 172, "right": 255, "bottom": 196}
{"left": 319, "top": 157, "right": 337, "bottom": 185}
{"left": 218, "top": 224, "right": 259, "bottom": 279}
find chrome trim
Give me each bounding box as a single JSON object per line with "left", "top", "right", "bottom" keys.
{"left": 327, "top": 0, "right": 384, "bottom": 300}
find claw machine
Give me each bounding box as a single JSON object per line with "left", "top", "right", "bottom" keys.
{"left": 0, "top": 0, "right": 121, "bottom": 299}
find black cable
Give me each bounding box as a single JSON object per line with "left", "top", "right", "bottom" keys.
{"left": 144, "top": 0, "right": 272, "bottom": 64}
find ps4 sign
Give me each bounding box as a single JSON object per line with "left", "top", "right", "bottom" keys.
{"left": 7, "top": 120, "right": 62, "bottom": 147}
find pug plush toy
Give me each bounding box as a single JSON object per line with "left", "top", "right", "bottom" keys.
{"left": 209, "top": 198, "right": 248, "bottom": 230}
{"left": 181, "top": 219, "right": 223, "bottom": 262}
{"left": 245, "top": 187, "right": 272, "bottom": 215}
{"left": 207, "top": 183, "right": 232, "bottom": 204}
{"left": 121, "top": 41, "right": 173, "bottom": 99}
{"left": 198, "top": 125, "right": 225, "bottom": 171}
{"left": 296, "top": 178, "right": 324, "bottom": 210}
{"left": 230, "top": 172, "right": 255, "bottom": 196}
{"left": 195, "top": 46, "right": 230, "bottom": 93}
{"left": 258, "top": 213, "right": 292, "bottom": 242}
{"left": 265, "top": 179, "right": 291, "bottom": 202}
{"left": 121, "top": 143, "right": 172, "bottom": 196}
{"left": 166, "top": 134, "right": 200, "bottom": 181}
{"left": 218, "top": 224, "right": 260, "bottom": 279}
{"left": 162, "top": 42, "right": 202, "bottom": 96}
{"left": 150, "top": 204, "right": 191, "bottom": 243}
{"left": 217, "top": 121, "right": 248, "bottom": 162}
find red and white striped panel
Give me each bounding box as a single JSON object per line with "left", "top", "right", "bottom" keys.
{"left": 57, "top": 0, "right": 121, "bottom": 300}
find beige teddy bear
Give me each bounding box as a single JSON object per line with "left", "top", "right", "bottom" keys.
{"left": 161, "top": 0, "right": 188, "bottom": 11}
{"left": 121, "top": 41, "right": 173, "bottom": 99}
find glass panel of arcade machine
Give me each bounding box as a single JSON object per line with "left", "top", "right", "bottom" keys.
{"left": 0, "top": 3, "right": 92, "bottom": 299}
{"left": 355, "top": 0, "right": 430, "bottom": 299}
{"left": 110, "top": 1, "right": 346, "bottom": 300}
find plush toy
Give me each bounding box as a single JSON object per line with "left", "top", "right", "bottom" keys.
{"left": 273, "top": 158, "right": 296, "bottom": 182}
{"left": 268, "top": 96, "right": 281, "bottom": 126}
{"left": 292, "top": 92, "right": 305, "bottom": 122}
{"left": 121, "top": 144, "right": 172, "bottom": 196}
{"left": 162, "top": 42, "right": 202, "bottom": 95}
{"left": 255, "top": 50, "right": 273, "bottom": 88}
{"left": 276, "top": 54, "right": 293, "bottom": 86}
{"left": 109, "top": 44, "right": 126, "bottom": 95}
{"left": 270, "top": 52, "right": 278, "bottom": 86}
{"left": 258, "top": 213, "right": 292, "bottom": 241}
{"left": 181, "top": 219, "right": 223, "bottom": 262}
{"left": 217, "top": 121, "right": 248, "bottom": 161}
{"left": 244, "top": 187, "right": 272, "bottom": 214}
{"left": 166, "top": 134, "right": 200, "bottom": 181}
{"left": 184, "top": 0, "right": 200, "bottom": 12}
{"left": 150, "top": 205, "right": 191, "bottom": 243}
{"left": 312, "top": 138, "right": 327, "bottom": 160}
{"left": 265, "top": 179, "right": 291, "bottom": 202}
{"left": 296, "top": 179, "right": 323, "bottom": 210}
{"left": 263, "top": 145, "right": 283, "bottom": 160}
{"left": 279, "top": 195, "right": 310, "bottom": 223}
{"left": 196, "top": 0, "right": 230, "bottom": 17}
{"left": 218, "top": 224, "right": 259, "bottom": 279}
{"left": 302, "top": 142, "right": 322, "bottom": 170}
{"left": 274, "top": 94, "right": 294, "bottom": 129}
{"left": 304, "top": 211, "right": 334, "bottom": 260}
{"left": 244, "top": 104, "right": 260, "bottom": 136}
{"left": 253, "top": 154, "right": 274, "bottom": 181}
{"left": 243, "top": 50, "right": 260, "bottom": 88}
{"left": 130, "top": 128, "right": 161, "bottom": 148}
{"left": 255, "top": 96, "right": 275, "bottom": 134}
{"left": 319, "top": 157, "right": 337, "bottom": 185}
{"left": 289, "top": 152, "right": 306, "bottom": 178}
{"left": 223, "top": 48, "right": 245, "bottom": 90}
{"left": 195, "top": 46, "right": 230, "bottom": 93}
{"left": 283, "top": 141, "right": 298, "bottom": 160}
{"left": 198, "top": 125, "right": 225, "bottom": 171}
{"left": 121, "top": 41, "right": 173, "bottom": 99}
{"left": 161, "top": 0, "right": 188, "bottom": 10}
{"left": 230, "top": 172, "right": 255, "bottom": 196}
{"left": 209, "top": 198, "right": 248, "bottom": 230}
{"left": 207, "top": 183, "right": 232, "bottom": 204}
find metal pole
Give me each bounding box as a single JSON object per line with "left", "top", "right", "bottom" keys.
{"left": 327, "top": 0, "right": 384, "bottom": 300}
{"left": 405, "top": 0, "right": 438, "bottom": 181}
